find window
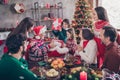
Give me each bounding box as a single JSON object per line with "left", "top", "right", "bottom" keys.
{"left": 102, "top": 0, "right": 120, "bottom": 29}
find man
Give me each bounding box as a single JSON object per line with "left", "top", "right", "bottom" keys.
{"left": 0, "top": 34, "right": 39, "bottom": 80}
{"left": 100, "top": 26, "right": 120, "bottom": 73}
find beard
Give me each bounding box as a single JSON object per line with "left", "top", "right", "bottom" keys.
{"left": 21, "top": 46, "right": 26, "bottom": 55}
{"left": 101, "top": 39, "right": 106, "bottom": 45}
{"left": 22, "top": 50, "right": 25, "bottom": 55}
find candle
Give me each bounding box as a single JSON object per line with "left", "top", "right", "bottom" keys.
{"left": 80, "top": 71, "right": 87, "bottom": 80}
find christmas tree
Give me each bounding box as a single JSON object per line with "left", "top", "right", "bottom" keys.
{"left": 72, "top": 0, "right": 93, "bottom": 44}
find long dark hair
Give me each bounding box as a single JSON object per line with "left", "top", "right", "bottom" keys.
{"left": 95, "top": 6, "right": 109, "bottom": 22}
{"left": 67, "top": 29, "right": 74, "bottom": 39}
{"left": 82, "top": 28, "right": 94, "bottom": 40}
{"left": 7, "top": 17, "right": 34, "bottom": 38}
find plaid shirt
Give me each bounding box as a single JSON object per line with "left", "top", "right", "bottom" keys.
{"left": 66, "top": 39, "right": 77, "bottom": 55}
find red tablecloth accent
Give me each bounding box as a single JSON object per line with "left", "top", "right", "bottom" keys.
{"left": 48, "top": 51, "right": 65, "bottom": 57}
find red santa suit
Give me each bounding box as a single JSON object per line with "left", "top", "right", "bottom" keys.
{"left": 48, "top": 39, "right": 69, "bottom": 57}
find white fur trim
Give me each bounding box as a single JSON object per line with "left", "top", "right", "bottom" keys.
{"left": 40, "top": 26, "right": 47, "bottom": 34}
{"left": 50, "top": 46, "right": 69, "bottom": 54}
{"left": 35, "top": 36, "right": 40, "bottom": 39}
{"left": 75, "top": 40, "right": 97, "bottom": 64}
{"left": 53, "top": 41, "right": 62, "bottom": 47}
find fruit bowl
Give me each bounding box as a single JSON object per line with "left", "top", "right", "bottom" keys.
{"left": 51, "top": 58, "right": 65, "bottom": 69}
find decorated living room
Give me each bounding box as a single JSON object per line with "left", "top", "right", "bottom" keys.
{"left": 0, "top": 0, "right": 120, "bottom": 80}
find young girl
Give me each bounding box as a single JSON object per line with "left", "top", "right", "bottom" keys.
{"left": 66, "top": 29, "right": 77, "bottom": 55}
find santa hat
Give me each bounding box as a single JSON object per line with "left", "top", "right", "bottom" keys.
{"left": 33, "top": 26, "right": 47, "bottom": 39}
{"left": 52, "top": 18, "right": 62, "bottom": 30}
{"left": 14, "top": 3, "right": 25, "bottom": 13}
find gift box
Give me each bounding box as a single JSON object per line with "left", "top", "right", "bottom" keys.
{"left": 52, "top": 18, "right": 62, "bottom": 31}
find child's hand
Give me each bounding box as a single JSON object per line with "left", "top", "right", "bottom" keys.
{"left": 49, "top": 41, "right": 55, "bottom": 48}
{"left": 29, "top": 41, "right": 35, "bottom": 46}
{"left": 62, "top": 43, "right": 66, "bottom": 47}
{"left": 58, "top": 27, "right": 62, "bottom": 31}
{"left": 77, "top": 45, "right": 83, "bottom": 52}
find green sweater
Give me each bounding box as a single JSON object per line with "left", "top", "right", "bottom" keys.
{"left": 52, "top": 28, "right": 67, "bottom": 43}
{"left": 0, "top": 54, "right": 39, "bottom": 80}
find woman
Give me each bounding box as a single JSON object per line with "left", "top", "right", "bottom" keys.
{"left": 74, "top": 28, "right": 97, "bottom": 65}
{"left": 5, "top": 17, "right": 35, "bottom": 57}
{"left": 93, "top": 6, "right": 109, "bottom": 37}
{"left": 7, "top": 17, "right": 35, "bottom": 39}
{"left": 94, "top": 7, "right": 120, "bottom": 45}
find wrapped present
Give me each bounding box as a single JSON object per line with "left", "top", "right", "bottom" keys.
{"left": 52, "top": 18, "right": 62, "bottom": 31}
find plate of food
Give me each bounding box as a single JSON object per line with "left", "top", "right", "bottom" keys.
{"left": 45, "top": 68, "right": 60, "bottom": 80}
{"left": 91, "top": 68, "right": 103, "bottom": 78}
{"left": 64, "top": 55, "right": 81, "bottom": 68}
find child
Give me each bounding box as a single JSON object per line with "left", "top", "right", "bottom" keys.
{"left": 27, "top": 26, "right": 49, "bottom": 69}
{"left": 66, "top": 28, "right": 77, "bottom": 55}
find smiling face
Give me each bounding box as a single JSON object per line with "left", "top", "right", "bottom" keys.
{"left": 28, "top": 25, "right": 34, "bottom": 33}
{"left": 93, "top": 10, "right": 98, "bottom": 21}
{"left": 99, "top": 29, "right": 109, "bottom": 45}
{"left": 67, "top": 31, "right": 71, "bottom": 39}
{"left": 62, "top": 22, "right": 69, "bottom": 30}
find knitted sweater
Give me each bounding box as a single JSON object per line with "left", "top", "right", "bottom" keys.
{"left": 75, "top": 39, "right": 97, "bottom": 64}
